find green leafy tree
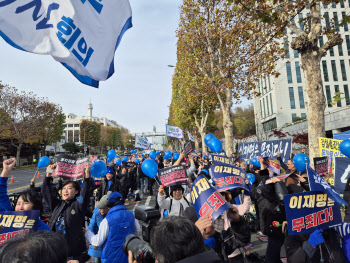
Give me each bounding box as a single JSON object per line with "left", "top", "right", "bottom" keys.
{"left": 80, "top": 120, "right": 101, "bottom": 147}
{"left": 62, "top": 142, "right": 80, "bottom": 154}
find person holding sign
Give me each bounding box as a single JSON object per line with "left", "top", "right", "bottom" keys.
{"left": 41, "top": 163, "right": 93, "bottom": 263}
{"left": 158, "top": 184, "right": 191, "bottom": 217}
{"left": 0, "top": 158, "right": 51, "bottom": 231}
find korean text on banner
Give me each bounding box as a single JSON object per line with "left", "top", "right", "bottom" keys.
{"left": 134, "top": 134, "right": 151, "bottom": 150}
{"left": 184, "top": 141, "right": 193, "bottom": 157}
{"left": 211, "top": 154, "right": 235, "bottom": 166}
{"left": 0, "top": 210, "right": 39, "bottom": 245}
{"left": 314, "top": 157, "right": 328, "bottom": 176}
{"left": 52, "top": 154, "right": 89, "bottom": 178}
{"left": 166, "top": 125, "right": 184, "bottom": 139}
{"left": 190, "top": 175, "right": 231, "bottom": 221}
{"left": 0, "top": 0, "right": 132, "bottom": 87}
{"left": 319, "top": 137, "right": 345, "bottom": 159}
{"left": 238, "top": 138, "right": 292, "bottom": 163}
{"left": 284, "top": 191, "right": 342, "bottom": 235}
{"left": 334, "top": 157, "right": 350, "bottom": 194}
{"left": 158, "top": 166, "right": 188, "bottom": 188}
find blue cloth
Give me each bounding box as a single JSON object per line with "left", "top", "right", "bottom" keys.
{"left": 88, "top": 208, "right": 107, "bottom": 258}
{"left": 0, "top": 177, "right": 50, "bottom": 231}
{"left": 101, "top": 204, "right": 134, "bottom": 263}
{"left": 107, "top": 180, "right": 112, "bottom": 191}
{"left": 204, "top": 237, "right": 216, "bottom": 248}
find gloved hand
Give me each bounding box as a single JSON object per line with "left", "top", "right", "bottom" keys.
{"left": 308, "top": 229, "right": 324, "bottom": 247}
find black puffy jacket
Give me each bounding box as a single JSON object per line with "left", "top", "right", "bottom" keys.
{"left": 96, "top": 176, "right": 121, "bottom": 201}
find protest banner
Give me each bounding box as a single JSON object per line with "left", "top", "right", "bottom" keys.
{"left": 210, "top": 163, "right": 249, "bottom": 192}
{"left": 211, "top": 154, "right": 235, "bottom": 166}
{"left": 158, "top": 166, "right": 188, "bottom": 188}
{"left": 284, "top": 191, "right": 342, "bottom": 235}
{"left": 184, "top": 141, "right": 193, "bottom": 157}
{"left": 0, "top": 210, "right": 39, "bottom": 245}
{"left": 0, "top": 0, "right": 132, "bottom": 87}
{"left": 334, "top": 157, "right": 350, "bottom": 194}
{"left": 134, "top": 134, "right": 151, "bottom": 150}
{"left": 187, "top": 131, "right": 195, "bottom": 143}
{"left": 190, "top": 175, "right": 231, "bottom": 221}
{"left": 166, "top": 125, "right": 184, "bottom": 139}
{"left": 314, "top": 157, "right": 328, "bottom": 176}
{"left": 307, "top": 165, "right": 348, "bottom": 206}
{"left": 258, "top": 156, "right": 281, "bottom": 175}
{"left": 52, "top": 154, "right": 89, "bottom": 178}
{"left": 319, "top": 138, "right": 345, "bottom": 173}
{"left": 276, "top": 173, "right": 291, "bottom": 180}
{"left": 238, "top": 138, "right": 292, "bottom": 163}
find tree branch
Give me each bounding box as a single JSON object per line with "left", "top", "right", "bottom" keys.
{"left": 319, "top": 33, "right": 343, "bottom": 56}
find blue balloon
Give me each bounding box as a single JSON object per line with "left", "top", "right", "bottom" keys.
{"left": 251, "top": 157, "right": 260, "bottom": 167}
{"left": 164, "top": 210, "right": 169, "bottom": 219}
{"left": 340, "top": 140, "right": 350, "bottom": 158}
{"left": 246, "top": 173, "right": 255, "bottom": 184}
{"left": 38, "top": 156, "right": 50, "bottom": 168}
{"left": 141, "top": 159, "right": 158, "bottom": 178}
{"left": 116, "top": 155, "right": 119, "bottom": 158}
{"left": 204, "top": 134, "right": 216, "bottom": 146}
{"left": 107, "top": 150, "right": 116, "bottom": 162}
{"left": 164, "top": 151, "right": 172, "bottom": 160}
{"left": 116, "top": 159, "right": 122, "bottom": 166}
{"left": 207, "top": 138, "right": 222, "bottom": 153}
{"left": 173, "top": 153, "right": 180, "bottom": 160}
{"left": 149, "top": 151, "right": 157, "bottom": 160}
{"left": 203, "top": 155, "right": 207, "bottom": 159}
{"left": 293, "top": 153, "right": 310, "bottom": 172}
{"left": 91, "top": 161, "right": 107, "bottom": 178}
{"left": 135, "top": 159, "right": 140, "bottom": 164}
{"left": 122, "top": 156, "right": 129, "bottom": 162}
{"left": 156, "top": 152, "right": 160, "bottom": 156}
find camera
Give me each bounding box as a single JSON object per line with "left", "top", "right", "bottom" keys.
{"left": 123, "top": 234, "right": 154, "bottom": 263}
{"left": 134, "top": 205, "right": 161, "bottom": 242}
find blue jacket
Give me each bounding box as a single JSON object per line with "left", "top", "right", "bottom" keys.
{"left": 101, "top": 204, "right": 135, "bottom": 263}
{"left": 0, "top": 177, "right": 50, "bottom": 231}
{"left": 88, "top": 208, "right": 107, "bottom": 258}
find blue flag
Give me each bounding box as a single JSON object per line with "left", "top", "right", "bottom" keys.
{"left": 307, "top": 165, "right": 348, "bottom": 206}
{"left": 190, "top": 175, "right": 231, "bottom": 221}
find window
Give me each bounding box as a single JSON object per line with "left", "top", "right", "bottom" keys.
{"left": 344, "top": 85, "right": 350, "bottom": 105}
{"left": 331, "top": 60, "right": 338, "bottom": 81}
{"left": 322, "top": 61, "right": 329, "bottom": 82}
{"left": 261, "top": 76, "right": 264, "bottom": 95}
{"left": 298, "top": 87, "right": 305, "bottom": 109}
{"left": 301, "top": 113, "right": 306, "bottom": 118}
{"left": 260, "top": 100, "right": 263, "bottom": 118}
{"left": 264, "top": 75, "right": 267, "bottom": 91}
{"left": 74, "top": 124, "right": 79, "bottom": 127}
{"left": 74, "top": 131, "right": 80, "bottom": 143}
{"left": 68, "top": 130, "right": 73, "bottom": 143}
{"left": 341, "top": 1, "right": 345, "bottom": 8}
{"left": 325, "top": 12, "right": 330, "bottom": 29}
{"left": 268, "top": 75, "right": 271, "bottom": 90}
{"left": 335, "top": 85, "right": 342, "bottom": 107}
{"left": 347, "top": 36, "right": 350, "bottom": 55}
{"left": 292, "top": 114, "right": 297, "bottom": 122}
{"left": 286, "top": 62, "right": 293, "bottom": 83}
{"left": 293, "top": 38, "right": 299, "bottom": 57}
{"left": 340, "top": 60, "right": 347, "bottom": 81}
{"left": 325, "top": 85, "right": 332, "bottom": 107}
{"left": 68, "top": 124, "right": 73, "bottom": 127}
{"left": 295, "top": 62, "right": 302, "bottom": 83}
{"left": 332, "top": 1, "right": 336, "bottom": 8}
{"left": 339, "top": 44, "right": 344, "bottom": 56}
{"left": 343, "top": 12, "right": 348, "bottom": 31}
{"left": 266, "top": 96, "right": 270, "bottom": 116}
{"left": 330, "top": 47, "right": 335, "bottom": 56}
{"left": 289, "top": 87, "right": 296, "bottom": 109}
{"left": 263, "top": 118, "right": 277, "bottom": 132}
{"left": 319, "top": 36, "right": 324, "bottom": 48}
{"left": 270, "top": 93, "right": 274, "bottom": 114}
{"left": 284, "top": 38, "right": 289, "bottom": 58}
{"left": 334, "top": 12, "right": 339, "bottom": 31}
{"left": 299, "top": 14, "right": 304, "bottom": 30}
{"left": 263, "top": 98, "right": 266, "bottom": 118}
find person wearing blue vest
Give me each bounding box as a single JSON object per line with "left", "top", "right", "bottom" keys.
{"left": 84, "top": 191, "right": 139, "bottom": 263}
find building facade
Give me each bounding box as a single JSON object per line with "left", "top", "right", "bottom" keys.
{"left": 253, "top": 1, "right": 350, "bottom": 138}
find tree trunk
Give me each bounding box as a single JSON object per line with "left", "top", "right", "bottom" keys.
{"left": 16, "top": 143, "right": 22, "bottom": 168}
{"left": 222, "top": 108, "right": 234, "bottom": 155}
{"left": 200, "top": 131, "right": 206, "bottom": 154}
{"left": 194, "top": 133, "right": 200, "bottom": 153}
{"left": 301, "top": 51, "right": 325, "bottom": 165}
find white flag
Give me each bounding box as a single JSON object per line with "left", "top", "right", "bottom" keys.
{"left": 187, "top": 131, "right": 195, "bottom": 142}
{"left": 0, "top": 0, "right": 132, "bottom": 87}
{"left": 135, "top": 134, "right": 151, "bottom": 150}
{"left": 166, "top": 124, "right": 184, "bottom": 139}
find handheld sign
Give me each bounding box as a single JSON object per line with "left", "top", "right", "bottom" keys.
{"left": 158, "top": 166, "right": 188, "bottom": 187}
{"left": 210, "top": 163, "right": 249, "bottom": 193}
{"left": 190, "top": 175, "right": 231, "bottom": 221}
{"left": 334, "top": 157, "right": 350, "bottom": 194}
{"left": 53, "top": 154, "right": 89, "bottom": 178}
{"left": 314, "top": 157, "right": 328, "bottom": 176}
{"left": 184, "top": 141, "right": 193, "bottom": 157}
{"left": 0, "top": 210, "right": 39, "bottom": 245}
{"left": 211, "top": 154, "right": 235, "bottom": 166}
{"left": 284, "top": 191, "right": 342, "bottom": 235}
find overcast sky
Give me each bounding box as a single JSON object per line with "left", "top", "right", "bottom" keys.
{"left": 0, "top": 0, "right": 250, "bottom": 134}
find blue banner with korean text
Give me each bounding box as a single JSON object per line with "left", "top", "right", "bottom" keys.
{"left": 211, "top": 154, "right": 235, "bottom": 166}
{"left": 190, "top": 175, "right": 231, "bottom": 221}
{"left": 307, "top": 165, "right": 348, "bottom": 206}
{"left": 0, "top": 210, "right": 39, "bottom": 245}
{"left": 238, "top": 138, "right": 292, "bottom": 163}
{"left": 284, "top": 191, "right": 342, "bottom": 235}
{"left": 334, "top": 157, "right": 350, "bottom": 194}
{"left": 210, "top": 163, "right": 249, "bottom": 193}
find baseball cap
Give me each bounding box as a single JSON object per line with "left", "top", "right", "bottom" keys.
{"left": 96, "top": 191, "right": 112, "bottom": 209}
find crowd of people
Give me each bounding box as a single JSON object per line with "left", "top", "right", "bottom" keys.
{"left": 0, "top": 149, "right": 349, "bottom": 263}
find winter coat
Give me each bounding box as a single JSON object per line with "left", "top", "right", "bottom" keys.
{"left": 88, "top": 208, "right": 107, "bottom": 258}
{"left": 344, "top": 180, "right": 350, "bottom": 223}
{"left": 42, "top": 176, "right": 93, "bottom": 257}
{"left": 284, "top": 229, "right": 344, "bottom": 263}
{"left": 176, "top": 249, "right": 222, "bottom": 263}
{"left": 101, "top": 204, "right": 135, "bottom": 263}
{"left": 97, "top": 176, "right": 121, "bottom": 201}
